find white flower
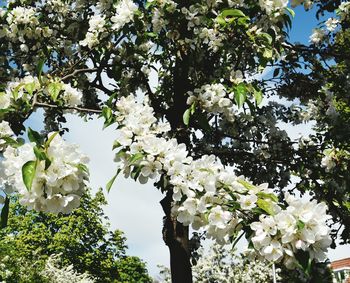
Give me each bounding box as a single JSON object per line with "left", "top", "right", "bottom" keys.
{"left": 62, "top": 83, "right": 83, "bottom": 107}
{"left": 309, "top": 28, "right": 325, "bottom": 44}
{"left": 259, "top": 0, "right": 288, "bottom": 15}
{"left": 261, "top": 240, "right": 284, "bottom": 261}
{"left": 321, "top": 149, "right": 336, "bottom": 172}
{"left": 80, "top": 14, "right": 106, "bottom": 48}
{"left": 208, "top": 206, "right": 231, "bottom": 229}
{"left": 0, "top": 91, "right": 11, "bottom": 109}
{"left": 325, "top": 18, "right": 339, "bottom": 32}
{"left": 187, "top": 83, "right": 235, "bottom": 121}
{"left": 111, "top": 0, "right": 138, "bottom": 31}
{"left": 0, "top": 121, "right": 14, "bottom": 151}
{"left": 0, "top": 133, "right": 89, "bottom": 214}
{"left": 238, "top": 194, "right": 257, "bottom": 210}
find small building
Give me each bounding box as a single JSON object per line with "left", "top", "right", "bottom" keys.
{"left": 331, "top": 258, "right": 350, "bottom": 283}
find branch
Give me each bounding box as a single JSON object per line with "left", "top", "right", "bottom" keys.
{"left": 61, "top": 67, "right": 99, "bottom": 81}
{"left": 282, "top": 42, "right": 350, "bottom": 60}
{"left": 33, "top": 102, "right": 102, "bottom": 114}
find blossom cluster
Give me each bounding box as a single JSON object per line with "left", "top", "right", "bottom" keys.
{"left": 157, "top": 243, "right": 281, "bottom": 283}
{"left": 259, "top": 0, "right": 288, "bottom": 16}
{"left": 309, "top": 17, "right": 340, "bottom": 44}
{"left": 0, "top": 76, "right": 40, "bottom": 109}
{"left": 321, "top": 148, "right": 337, "bottom": 172}
{"left": 0, "top": 121, "right": 15, "bottom": 151}
{"left": 146, "top": 0, "right": 289, "bottom": 56}
{"left": 0, "top": 132, "right": 89, "bottom": 214}
{"left": 0, "top": 6, "right": 53, "bottom": 51}
{"left": 80, "top": 0, "right": 138, "bottom": 49}
{"left": 42, "top": 254, "right": 96, "bottom": 283}
{"left": 187, "top": 83, "right": 236, "bottom": 122}
{"left": 80, "top": 14, "right": 107, "bottom": 49}
{"left": 0, "top": 76, "right": 83, "bottom": 110}
{"left": 251, "top": 193, "right": 331, "bottom": 267}
{"left": 111, "top": 94, "right": 332, "bottom": 266}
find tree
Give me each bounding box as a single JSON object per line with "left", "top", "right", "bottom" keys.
{"left": 157, "top": 243, "right": 282, "bottom": 283}
{"left": 275, "top": 1, "right": 350, "bottom": 244}
{"left": 0, "top": 190, "right": 151, "bottom": 283}
{"left": 0, "top": 0, "right": 347, "bottom": 282}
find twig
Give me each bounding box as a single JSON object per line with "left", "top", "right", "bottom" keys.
{"left": 33, "top": 102, "right": 102, "bottom": 114}
{"left": 61, "top": 67, "right": 99, "bottom": 81}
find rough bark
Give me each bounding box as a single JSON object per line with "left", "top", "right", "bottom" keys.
{"left": 160, "top": 30, "right": 193, "bottom": 281}
{"left": 160, "top": 191, "right": 193, "bottom": 283}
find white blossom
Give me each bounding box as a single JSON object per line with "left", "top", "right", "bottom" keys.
{"left": 325, "top": 18, "right": 339, "bottom": 32}
{"left": 310, "top": 28, "right": 325, "bottom": 44}
{"left": 111, "top": 0, "right": 138, "bottom": 31}
{"left": 0, "top": 133, "right": 89, "bottom": 213}
{"left": 0, "top": 121, "right": 14, "bottom": 151}
{"left": 112, "top": 94, "right": 332, "bottom": 267}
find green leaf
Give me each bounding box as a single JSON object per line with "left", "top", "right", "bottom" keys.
{"left": 297, "top": 220, "right": 305, "bottom": 230}
{"left": 260, "top": 33, "right": 273, "bottom": 45}
{"left": 183, "top": 108, "right": 191, "bottom": 126}
{"left": 0, "top": 197, "right": 10, "bottom": 229}
{"left": 106, "top": 169, "right": 121, "bottom": 193}
{"left": 47, "top": 81, "right": 63, "bottom": 101}
{"left": 33, "top": 146, "right": 47, "bottom": 160}
{"left": 36, "top": 58, "right": 45, "bottom": 84}
{"left": 216, "top": 16, "right": 226, "bottom": 25}
{"left": 253, "top": 89, "right": 263, "bottom": 105}
{"left": 234, "top": 84, "right": 247, "bottom": 108}
{"left": 128, "top": 153, "right": 144, "bottom": 165}
{"left": 45, "top": 132, "right": 58, "bottom": 148}
{"left": 257, "top": 199, "right": 275, "bottom": 215}
{"left": 131, "top": 165, "right": 143, "bottom": 181}
{"left": 34, "top": 145, "right": 52, "bottom": 170}
{"left": 145, "top": 1, "right": 152, "bottom": 9}
{"left": 24, "top": 82, "right": 36, "bottom": 95}
{"left": 145, "top": 32, "right": 158, "bottom": 38}
{"left": 237, "top": 179, "right": 256, "bottom": 190}
{"left": 221, "top": 9, "right": 246, "bottom": 18}
{"left": 263, "top": 48, "right": 273, "bottom": 59}
{"left": 112, "top": 140, "right": 122, "bottom": 150}
{"left": 257, "top": 192, "right": 278, "bottom": 202}
{"left": 286, "top": 7, "right": 295, "bottom": 18}
{"left": 190, "top": 102, "right": 196, "bottom": 115}
{"left": 344, "top": 201, "right": 350, "bottom": 211}
{"left": 101, "top": 107, "right": 115, "bottom": 128}
{"left": 22, "top": 160, "right": 37, "bottom": 191}
{"left": 77, "top": 163, "right": 89, "bottom": 175}
{"left": 28, "top": 128, "right": 43, "bottom": 146}
{"left": 1, "top": 136, "right": 24, "bottom": 148}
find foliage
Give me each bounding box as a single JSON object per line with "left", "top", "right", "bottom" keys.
{"left": 0, "top": 190, "right": 151, "bottom": 283}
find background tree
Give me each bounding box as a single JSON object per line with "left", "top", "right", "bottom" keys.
{"left": 274, "top": 1, "right": 350, "bottom": 244}
{"left": 0, "top": 189, "right": 151, "bottom": 283}
{"left": 156, "top": 243, "right": 282, "bottom": 283}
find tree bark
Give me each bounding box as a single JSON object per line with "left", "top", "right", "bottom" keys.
{"left": 160, "top": 191, "right": 193, "bottom": 283}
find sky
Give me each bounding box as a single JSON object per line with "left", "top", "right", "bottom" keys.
{"left": 23, "top": 3, "right": 350, "bottom": 279}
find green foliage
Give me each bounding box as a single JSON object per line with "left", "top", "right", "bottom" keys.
{"left": 0, "top": 190, "right": 151, "bottom": 283}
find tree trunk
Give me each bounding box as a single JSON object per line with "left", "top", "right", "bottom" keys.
{"left": 160, "top": 191, "right": 193, "bottom": 283}
{"left": 161, "top": 8, "right": 193, "bottom": 279}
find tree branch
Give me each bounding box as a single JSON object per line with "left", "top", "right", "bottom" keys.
{"left": 33, "top": 102, "right": 102, "bottom": 114}
{"left": 61, "top": 67, "right": 99, "bottom": 81}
